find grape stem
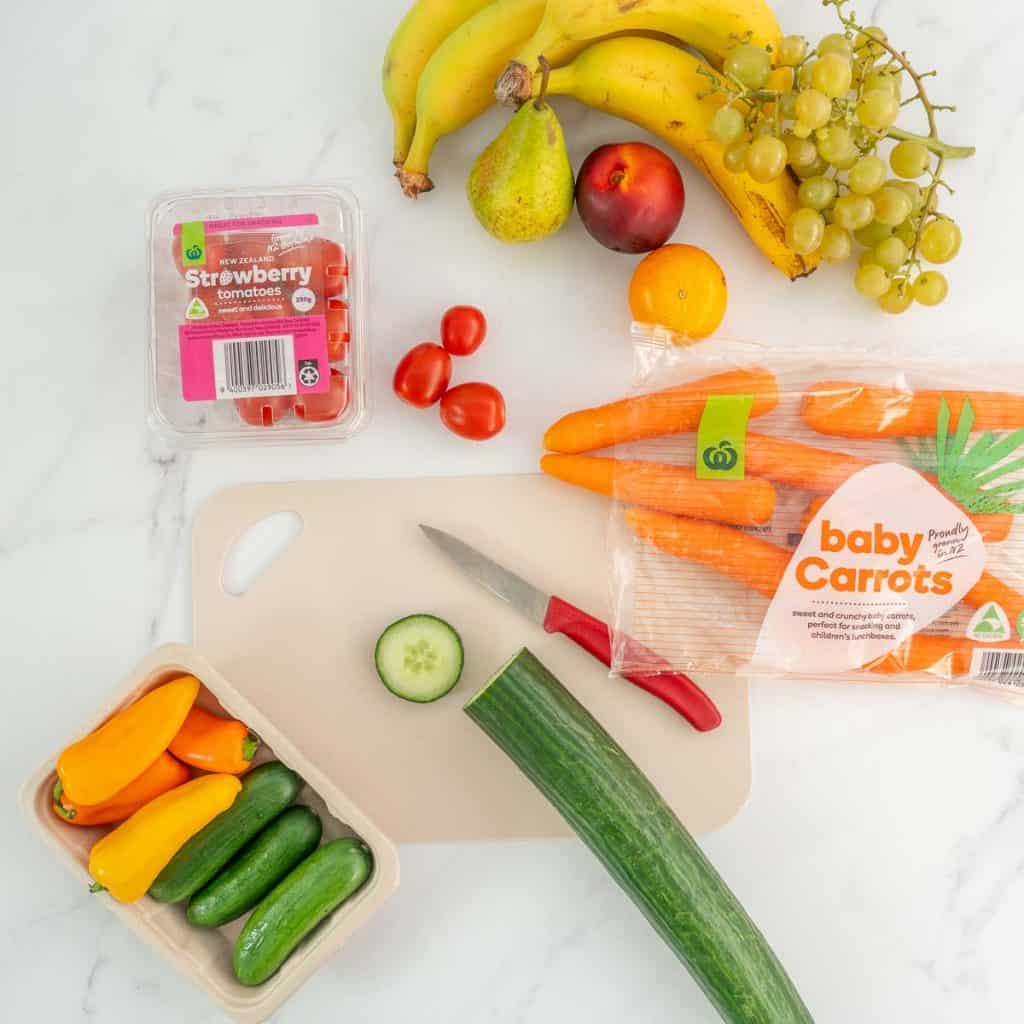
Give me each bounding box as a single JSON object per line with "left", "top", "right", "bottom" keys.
{"left": 824, "top": 0, "right": 974, "bottom": 160}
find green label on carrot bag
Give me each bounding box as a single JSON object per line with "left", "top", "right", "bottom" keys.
{"left": 696, "top": 394, "right": 754, "bottom": 480}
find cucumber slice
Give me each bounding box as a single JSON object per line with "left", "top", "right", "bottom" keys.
{"left": 375, "top": 614, "right": 464, "bottom": 703}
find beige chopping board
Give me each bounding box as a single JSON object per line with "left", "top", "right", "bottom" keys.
{"left": 192, "top": 476, "right": 751, "bottom": 841}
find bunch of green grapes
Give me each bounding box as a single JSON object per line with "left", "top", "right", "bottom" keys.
{"left": 706, "top": 1, "right": 971, "bottom": 313}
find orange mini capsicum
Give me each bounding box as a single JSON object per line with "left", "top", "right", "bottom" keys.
{"left": 57, "top": 675, "right": 200, "bottom": 806}
{"left": 53, "top": 751, "right": 190, "bottom": 826}
{"left": 169, "top": 706, "right": 259, "bottom": 775}
{"left": 88, "top": 773, "right": 241, "bottom": 903}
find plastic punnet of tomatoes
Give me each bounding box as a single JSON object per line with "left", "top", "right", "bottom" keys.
{"left": 148, "top": 186, "right": 367, "bottom": 445}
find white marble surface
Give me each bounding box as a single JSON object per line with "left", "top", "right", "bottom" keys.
{"left": 4, "top": 0, "right": 1024, "bottom": 1020}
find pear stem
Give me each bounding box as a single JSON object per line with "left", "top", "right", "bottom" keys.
{"left": 535, "top": 57, "right": 551, "bottom": 110}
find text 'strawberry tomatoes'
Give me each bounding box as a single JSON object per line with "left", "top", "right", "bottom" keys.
{"left": 441, "top": 305, "right": 487, "bottom": 356}
{"left": 393, "top": 343, "right": 452, "bottom": 408}
{"left": 326, "top": 298, "right": 350, "bottom": 361}
{"left": 295, "top": 369, "right": 349, "bottom": 422}
{"left": 627, "top": 244, "right": 727, "bottom": 341}
{"left": 235, "top": 394, "right": 296, "bottom": 427}
{"left": 440, "top": 382, "right": 506, "bottom": 441}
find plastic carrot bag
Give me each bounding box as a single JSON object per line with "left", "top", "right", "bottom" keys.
{"left": 542, "top": 329, "right": 1024, "bottom": 696}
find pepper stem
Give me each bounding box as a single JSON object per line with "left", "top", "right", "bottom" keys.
{"left": 242, "top": 732, "right": 261, "bottom": 764}
{"left": 52, "top": 780, "right": 76, "bottom": 821}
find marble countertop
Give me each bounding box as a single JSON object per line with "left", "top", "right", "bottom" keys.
{"left": 4, "top": 0, "right": 1024, "bottom": 1020}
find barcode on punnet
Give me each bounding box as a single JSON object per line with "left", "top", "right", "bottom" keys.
{"left": 972, "top": 649, "right": 1024, "bottom": 686}
{"left": 214, "top": 335, "right": 295, "bottom": 398}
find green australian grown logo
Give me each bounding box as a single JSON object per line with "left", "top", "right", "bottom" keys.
{"left": 702, "top": 440, "right": 739, "bottom": 472}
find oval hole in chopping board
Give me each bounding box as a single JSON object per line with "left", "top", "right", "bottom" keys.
{"left": 221, "top": 511, "right": 304, "bottom": 597}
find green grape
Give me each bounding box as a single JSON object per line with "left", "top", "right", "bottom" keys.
{"left": 816, "top": 125, "right": 857, "bottom": 169}
{"left": 725, "top": 43, "right": 772, "bottom": 89}
{"left": 794, "top": 89, "right": 832, "bottom": 130}
{"left": 912, "top": 271, "right": 949, "bottom": 306}
{"left": 779, "top": 91, "right": 798, "bottom": 118}
{"left": 798, "top": 175, "right": 837, "bottom": 210}
{"left": 820, "top": 224, "right": 852, "bottom": 263}
{"left": 893, "top": 219, "right": 917, "bottom": 247}
{"left": 745, "top": 135, "right": 788, "bottom": 183}
{"left": 889, "top": 140, "right": 931, "bottom": 179}
{"left": 878, "top": 281, "right": 913, "bottom": 314}
{"left": 856, "top": 26, "right": 889, "bottom": 60}
{"left": 848, "top": 155, "right": 887, "bottom": 195}
{"left": 863, "top": 70, "right": 901, "bottom": 99}
{"left": 723, "top": 141, "right": 749, "bottom": 173}
{"left": 794, "top": 154, "right": 829, "bottom": 179}
{"left": 872, "top": 186, "right": 914, "bottom": 226}
{"left": 811, "top": 53, "right": 853, "bottom": 98}
{"left": 919, "top": 218, "right": 962, "bottom": 263}
{"left": 873, "top": 236, "right": 908, "bottom": 272}
{"left": 777, "top": 34, "right": 808, "bottom": 66}
{"left": 710, "top": 106, "right": 745, "bottom": 146}
{"left": 791, "top": 121, "right": 813, "bottom": 140}
{"left": 785, "top": 133, "right": 818, "bottom": 170}
{"left": 886, "top": 179, "right": 923, "bottom": 213}
{"left": 854, "top": 221, "right": 893, "bottom": 247}
{"left": 854, "top": 263, "right": 890, "bottom": 298}
{"left": 818, "top": 33, "right": 853, "bottom": 59}
{"left": 752, "top": 119, "right": 778, "bottom": 139}
{"left": 785, "top": 208, "right": 826, "bottom": 255}
{"left": 798, "top": 60, "right": 817, "bottom": 89}
{"left": 856, "top": 89, "right": 899, "bottom": 131}
{"left": 859, "top": 249, "right": 880, "bottom": 268}
{"left": 833, "top": 193, "right": 875, "bottom": 231}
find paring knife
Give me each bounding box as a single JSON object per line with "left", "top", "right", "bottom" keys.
{"left": 419, "top": 525, "right": 721, "bottom": 732}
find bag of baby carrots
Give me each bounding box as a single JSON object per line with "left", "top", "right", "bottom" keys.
{"left": 542, "top": 329, "right": 1024, "bottom": 694}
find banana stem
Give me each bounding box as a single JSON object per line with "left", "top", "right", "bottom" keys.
{"left": 885, "top": 126, "right": 975, "bottom": 160}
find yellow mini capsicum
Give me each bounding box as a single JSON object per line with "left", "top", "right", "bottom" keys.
{"left": 88, "top": 773, "right": 241, "bottom": 902}
{"left": 58, "top": 675, "right": 200, "bottom": 806}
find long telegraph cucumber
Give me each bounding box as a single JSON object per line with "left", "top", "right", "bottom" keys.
{"left": 464, "top": 649, "right": 814, "bottom": 1024}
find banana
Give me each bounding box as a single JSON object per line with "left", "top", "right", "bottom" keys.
{"left": 494, "top": 0, "right": 781, "bottom": 106}
{"left": 542, "top": 37, "right": 816, "bottom": 280}
{"left": 383, "top": 0, "right": 495, "bottom": 167}
{"left": 399, "top": 0, "right": 546, "bottom": 198}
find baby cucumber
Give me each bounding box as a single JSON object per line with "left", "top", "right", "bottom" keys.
{"left": 233, "top": 838, "right": 373, "bottom": 986}
{"left": 149, "top": 761, "right": 301, "bottom": 904}
{"left": 187, "top": 805, "right": 323, "bottom": 928}
{"left": 375, "top": 614, "right": 463, "bottom": 702}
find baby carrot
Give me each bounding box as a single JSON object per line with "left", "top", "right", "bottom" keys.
{"left": 866, "top": 634, "right": 1023, "bottom": 677}
{"left": 745, "top": 433, "right": 872, "bottom": 493}
{"left": 540, "top": 454, "right": 776, "bottom": 526}
{"left": 543, "top": 368, "right": 778, "bottom": 454}
{"left": 798, "top": 494, "right": 1013, "bottom": 544}
{"left": 801, "top": 381, "right": 1024, "bottom": 438}
{"left": 624, "top": 508, "right": 790, "bottom": 597}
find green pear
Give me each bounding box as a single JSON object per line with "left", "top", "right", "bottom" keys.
{"left": 467, "top": 61, "right": 574, "bottom": 243}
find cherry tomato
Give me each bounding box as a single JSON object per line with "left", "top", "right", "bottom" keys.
{"left": 393, "top": 343, "right": 452, "bottom": 408}
{"left": 441, "top": 305, "right": 487, "bottom": 356}
{"left": 440, "top": 382, "right": 506, "bottom": 441}
{"left": 235, "top": 394, "right": 295, "bottom": 427}
{"left": 295, "top": 369, "right": 349, "bottom": 422}
{"left": 319, "top": 239, "right": 347, "bottom": 297}
{"left": 326, "top": 298, "right": 349, "bottom": 361}
{"left": 627, "top": 244, "right": 727, "bottom": 340}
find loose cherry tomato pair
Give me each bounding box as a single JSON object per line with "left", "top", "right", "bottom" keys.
{"left": 235, "top": 370, "right": 349, "bottom": 427}
{"left": 393, "top": 306, "right": 504, "bottom": 441}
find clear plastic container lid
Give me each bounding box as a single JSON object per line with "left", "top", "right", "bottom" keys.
{"left": 147, "top": 185, "right": 368, "bottom": 445}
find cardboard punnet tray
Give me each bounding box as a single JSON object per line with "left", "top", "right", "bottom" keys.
{"left": 19, "top": 643, "right": 399, "bottom": 1023}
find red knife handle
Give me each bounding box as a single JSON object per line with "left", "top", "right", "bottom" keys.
{"left": 543, "top": 596, "right": 722, "bottom": 732}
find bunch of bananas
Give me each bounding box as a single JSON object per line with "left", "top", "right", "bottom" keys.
{"left": 383, "top": 0, "right": 816, "bottom": 279}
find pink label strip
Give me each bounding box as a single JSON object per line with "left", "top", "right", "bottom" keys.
{"left": 173, "top": 213, "right": 319, "bottom": 235}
